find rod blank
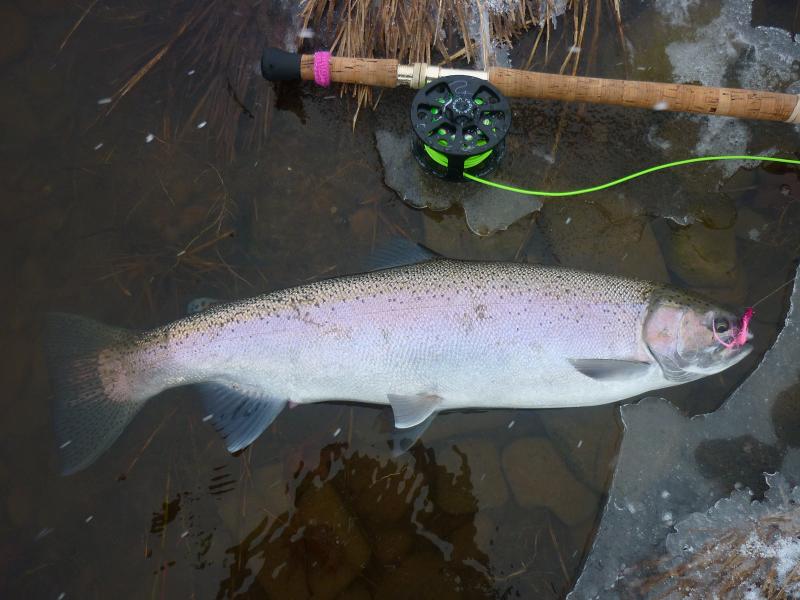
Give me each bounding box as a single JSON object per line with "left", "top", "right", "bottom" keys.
{"left": 262, "top": 49, "right": 800, "bottom": 124}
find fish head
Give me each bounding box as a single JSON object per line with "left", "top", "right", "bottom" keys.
{"left": 644, "top": 290, "right": 752, "bottom": 382}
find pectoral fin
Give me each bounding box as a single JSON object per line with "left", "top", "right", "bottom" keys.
{"left": 569, "top": 359, "right": 652, "bottom": 381}
{"left": 387, "top": 393, "right": 442, "bottom": 428}
{"left": 199, "top": 383, "right": 286, "bottom": 453}
{"left": 651, "top": 353, "right": 701, "bottom": 383}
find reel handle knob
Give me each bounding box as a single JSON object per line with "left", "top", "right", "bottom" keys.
{"left": 261, "top": 48, "right": 301, "bottom": 82}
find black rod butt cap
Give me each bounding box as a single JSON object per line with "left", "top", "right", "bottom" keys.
{"left": 261, "top": 48, "right": 301, "bottom": 81}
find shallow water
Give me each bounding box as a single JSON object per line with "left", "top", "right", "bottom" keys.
{"left": 1, "top": 0, "right": 799, "bottom": 598}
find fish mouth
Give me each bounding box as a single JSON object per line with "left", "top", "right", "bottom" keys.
{"left": 684, "top": 342, "right": 752, "bottom": 377}
{"left": 707, "top": 342, "right": 753, "bottom": 372}
{"left": 724, "top": 342, "right": 753, "bottom": 364}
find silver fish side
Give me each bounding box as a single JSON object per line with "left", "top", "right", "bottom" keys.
{"left": 45, "top": 259, "right": 751, "bottom": 474}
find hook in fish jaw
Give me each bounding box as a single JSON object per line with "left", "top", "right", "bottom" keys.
{"left": 714, "top": 307, "right": 754, "bottom": 349}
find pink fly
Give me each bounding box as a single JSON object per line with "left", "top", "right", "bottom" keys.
{"left": 714, "top": 307, "right": 754, "bottom": 349}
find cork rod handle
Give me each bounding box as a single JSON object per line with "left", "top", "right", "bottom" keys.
{"left": 299, "top": 54, "right": 399, "bottom": 88}
{"left": 488, "top": 67, "right": 800, "bottom": 124}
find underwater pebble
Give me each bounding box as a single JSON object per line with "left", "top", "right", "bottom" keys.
{"left": 295, "top": 483, "right": 371, "bottom": 596}
{"left": 540, "top": 196, "right": 669, "bottom": 282}
{"left": 436, "top": 439, "right": 509, "bottom": 513}
{"left": 540, "top": 407, "right": 619, "bottom": 493}
{"left": 349, "top": 456, "right": 417, "bottom": 523}
{"left": 373, "top": 550, "right": 463, "bottom": 600}
{"left": 371, "top": 527, "right": 414, "bottom": 565}
{"left": 664, "top": 223, "right": 740, "bottom": 288}
{"left": 502, "top": 437, "right": 598, "bottom": 526}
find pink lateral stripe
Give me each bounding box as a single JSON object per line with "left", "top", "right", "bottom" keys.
{"left": 313, "top": 51, "right": 331, "bottom": 87}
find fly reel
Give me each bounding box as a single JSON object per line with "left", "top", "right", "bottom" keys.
{"left": 410, "top": 75, "right": 511, "bottom": 181}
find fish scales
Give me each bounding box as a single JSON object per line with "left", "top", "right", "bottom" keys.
{"left": 45, "top": 258, "right": 751, "bottom": 473}
{"left": 142, "top": 261, "right": 657, "bottom": 407}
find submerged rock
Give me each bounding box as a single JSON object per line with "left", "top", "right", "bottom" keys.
{"left": 434, "top": 438, "right": 509, "bottom": 514}
{"left": 371, "top": 550, "right": 465, "bottom": 600}
{"left": 376, "top": 129, "right": 543, "bottom": 236}
{"left": 663, "top": 222, "right": 740, "bottom": 289}
{"left": 295, "top": 483, "right": 371, "bottom": 598}
{"left": 370, "top": 526, "right": 414, "bottom": 565}
{"left": 501, "top": 437, "right": 598, "bottom": 526}
{"left": 344, "top": 453, "right": 421, "bottom": 524}
{"left": 539, "top": 406, "right": 621, "bottom": 494}
{"left": 539, "top": 195, "right": 669, "bottom": 283}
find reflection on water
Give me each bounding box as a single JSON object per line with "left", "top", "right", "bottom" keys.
{"left": 1, "top": 0, "right": 798, "bottom": 598}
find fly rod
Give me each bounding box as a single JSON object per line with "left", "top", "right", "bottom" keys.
{"left": 262, "top": 48, "right": 800, "bottom": 124}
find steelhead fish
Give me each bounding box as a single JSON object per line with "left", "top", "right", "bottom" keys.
{"left": 46, "top": 252, "right": 752, "bottom": 474}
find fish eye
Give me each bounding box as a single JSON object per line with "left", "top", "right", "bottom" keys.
{"left": 714, "top": 318, "right": 731, "bottom": 334}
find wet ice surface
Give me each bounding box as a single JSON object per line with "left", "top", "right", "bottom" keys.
{"left": 376, "top": 130, "right": 543, "bottom": 235}
{"left": 665, "top": 0, "right": 800, "bottom": 91}
{"left": 648, "top": 0, "right": 800, "bottom": 176}
{"left": 570, "top": 269, "right": 800, "bottom": 599}
{"left": 609, "top": 473, "right": 800, "bottom": 598}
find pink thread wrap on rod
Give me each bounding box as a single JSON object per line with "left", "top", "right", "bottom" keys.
{"left": 313, "top": 51, "right": 331, "bottom": 87}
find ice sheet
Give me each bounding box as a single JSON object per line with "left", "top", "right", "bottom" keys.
{"left": 570, "top": 266, "right": 800, "bottom": 599}
{"left": 666, "top": 0, "right": 800, "bottom": 91}
{"left": 656, "top": 0, "right": 800, "bottom": 169}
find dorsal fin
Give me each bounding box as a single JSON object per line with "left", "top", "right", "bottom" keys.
{"left": 365, "top": 238, "right": 441, "bottom": 272}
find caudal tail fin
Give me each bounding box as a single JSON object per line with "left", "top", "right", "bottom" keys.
{"left": 45, "top": 313, "right": 149, "bottom": 475}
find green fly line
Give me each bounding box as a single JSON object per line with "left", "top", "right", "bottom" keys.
{"left": 424, "top": 145, "right": 494, "bottom": 170}
{"left": 422, "top": 148, "right": 800, "bottom": 197}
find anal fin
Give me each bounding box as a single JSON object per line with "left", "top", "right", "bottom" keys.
{"left": 199, "top": 383, "right": 286, "bottom": 453}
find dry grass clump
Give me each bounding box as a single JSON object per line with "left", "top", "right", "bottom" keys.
{"left": 632, "top": 505, "right": 800, "bottom": 599}
{"left": 300, "top": 0, "right": 623, "bottom": 109}
{"left": 71, "top": 0, "right": 276, "bottom": 162}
